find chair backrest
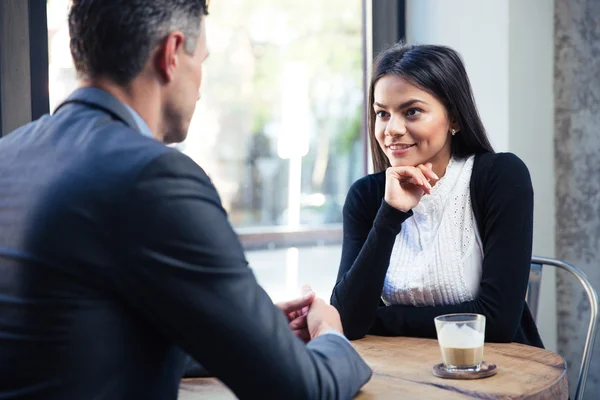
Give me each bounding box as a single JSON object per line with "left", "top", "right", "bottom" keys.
{"left": 527, "top": 256, "right": 599, "bottom": 400}
{"left": 527, "top": 261, "right": 543, "bottom": 320}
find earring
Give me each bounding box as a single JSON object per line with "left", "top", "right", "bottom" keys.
{"left": 451, "top": 129, "right": 456, "bottom": 136}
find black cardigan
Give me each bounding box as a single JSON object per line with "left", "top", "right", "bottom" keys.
{"left": 330, "top": 152, "right": 544, "bottom": 348}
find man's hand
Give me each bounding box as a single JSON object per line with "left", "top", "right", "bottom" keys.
{"left": 307, "top": 298, "right": 344, "bottom": 340}
{"left": 276, "top": 285, "right": 315, "bottom": 342}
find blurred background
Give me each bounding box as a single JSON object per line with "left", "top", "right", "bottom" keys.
{"left": 0, "top": 0, "right": 598, "bottom": 397}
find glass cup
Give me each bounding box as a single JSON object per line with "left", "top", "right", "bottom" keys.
{"left": 434, "top": 313, "right": 486, "bottom": 372}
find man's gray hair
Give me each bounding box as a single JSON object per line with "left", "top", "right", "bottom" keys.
{"left": 69, "top": 0, "right": 209, "bottom": 84}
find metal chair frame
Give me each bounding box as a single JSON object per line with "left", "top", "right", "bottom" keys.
{"left": 527, "top": 256, "right": 599, "bottom": 400}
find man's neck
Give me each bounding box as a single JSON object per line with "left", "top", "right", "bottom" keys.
{"left": 80, "top": 77, "right": 165, "bottom": 142}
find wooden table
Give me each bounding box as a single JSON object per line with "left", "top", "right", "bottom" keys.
{"left": 179, "top": 336, "right": 568, "bottom": 399}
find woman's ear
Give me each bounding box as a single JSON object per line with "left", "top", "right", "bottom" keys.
{"left": 449, "top": 116, "right": 460, "bottom": 134}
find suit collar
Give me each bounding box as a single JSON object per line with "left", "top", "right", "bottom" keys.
{"left": 54, "top": 87, "right": 141, "bottom": 133}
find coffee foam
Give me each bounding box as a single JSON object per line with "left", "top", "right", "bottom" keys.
{"left": 437, "top": 324, "right": 484, "bottom": 349}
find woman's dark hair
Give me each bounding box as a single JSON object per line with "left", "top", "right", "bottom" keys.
{"left": 68, "top": 0, "right": 209, "bottom": 85}
{"left": 369, "top": 43, "right": 494, "bottom": 173}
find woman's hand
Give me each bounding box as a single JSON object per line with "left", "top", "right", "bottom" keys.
{"left": 384, "top": 163, "right": 438, "bottom": 212}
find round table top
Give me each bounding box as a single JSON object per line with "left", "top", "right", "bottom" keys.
{"left": 179, "top": 335, "right": 568, "bottom": 399}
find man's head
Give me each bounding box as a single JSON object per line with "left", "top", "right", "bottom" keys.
{"left": 68, "top": 0, "right": 209, "bottom": 143}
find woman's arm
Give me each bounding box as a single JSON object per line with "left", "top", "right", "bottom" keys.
{"left": 330, "top": 176, "right": 412, "bottom": 340}
{"left": 370, "top": 153, "right": 534, "bottom": 342}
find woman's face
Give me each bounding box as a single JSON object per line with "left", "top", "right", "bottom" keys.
{"left": 373, "top": 75, "right": 455, "bottom": 170}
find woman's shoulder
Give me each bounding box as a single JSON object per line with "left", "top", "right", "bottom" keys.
{"left": 471, "top": 152, "right": 533, "bottom": 210}
{"left": 473, "top": 152, "right": 531, "bottom": 181}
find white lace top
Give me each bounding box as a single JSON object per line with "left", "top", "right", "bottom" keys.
{"left": 381, "top": 155, "right": 484, "bottom": 307}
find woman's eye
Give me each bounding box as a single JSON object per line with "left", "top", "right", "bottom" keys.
{"left": 375, "top": 110, "right": 389, "bottom": 118}
{"left": 406, "top": 108, "right": 422, "bottom": 117}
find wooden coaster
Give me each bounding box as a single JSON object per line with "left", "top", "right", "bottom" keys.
{"left": 432, "top": 361, "right": 497, "bottom": 380}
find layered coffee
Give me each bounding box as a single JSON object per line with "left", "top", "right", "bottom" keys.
{"left": 440, "top": 345, "right": 484, "bottom": 367}
{"left": 437, "top": 323, "right": 484, "bottom": 369}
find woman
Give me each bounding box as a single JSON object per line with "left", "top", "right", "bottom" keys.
{"left": 330, "top": 43, "right": 543, "bottom": 348}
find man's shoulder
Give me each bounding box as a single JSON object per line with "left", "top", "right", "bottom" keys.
{"left": 4, "top": 105, "right": 204, "bottom": 190}
{"left": 136, "top": 149, "right": 212, "bottom": 186}
{"left": 89, "top": 125, "right": 211, "bottom": 195}
{"left": 52, "top": 104, "right": 177, "bottom": 180}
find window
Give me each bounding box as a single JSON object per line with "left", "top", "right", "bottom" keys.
{"left": 47, "top": 0, "right": 365, "bottom": 240}
{"left": 179, "top": 1, "right": 365, "bottom": 232}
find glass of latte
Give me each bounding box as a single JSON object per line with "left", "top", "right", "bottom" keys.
{"left": 434, "top": 314, "right": 486, "bottom": 372}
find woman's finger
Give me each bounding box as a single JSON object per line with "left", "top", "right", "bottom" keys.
{"left": 387, "top": 166, "right": 435, "bottom": 194}
{"left": 387, "top": 166, "right": 422, "bottom": 184}
{"left": 401, "top": 168, "right": 431, "bottom": 193}
{"left": 414, "top": 169, "right": 432, "bottom": 193}
{"left": 417, "top": 163, "right": 439, "bottom": 181}
{"left": 388, "top": 167, "right": 432, "bottom": 193}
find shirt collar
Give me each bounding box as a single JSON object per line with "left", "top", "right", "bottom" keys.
{"left": 55, "top": 87, "right": 154, "bottom": 139}
{"left": 122, "top": 103, "right": 153, "bottom": 139}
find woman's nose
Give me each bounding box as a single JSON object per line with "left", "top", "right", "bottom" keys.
{"left": 385, "top": 116, "right": 406, "bottom": 137}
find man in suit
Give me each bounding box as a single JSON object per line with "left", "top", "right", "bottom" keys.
{"left": 0, "top": 1, "right": 371, "bottom": 399}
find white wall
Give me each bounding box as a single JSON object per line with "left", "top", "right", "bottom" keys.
{"left": 508, "top": 0, "right": 556, "bottom": 352}
{"left": 405, "top": 0, "right": 557, "bottom": 351}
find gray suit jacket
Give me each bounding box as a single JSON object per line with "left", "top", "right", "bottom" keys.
{"left": 0, "top": 88, "right": 372, "bottom": 399}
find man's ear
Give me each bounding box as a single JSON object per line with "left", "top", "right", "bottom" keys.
{"left": 156, "top": 31, "right": 186, "bottom": 83}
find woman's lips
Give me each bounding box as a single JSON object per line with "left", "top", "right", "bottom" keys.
{"left": 388, "top": 143, "right": 416, "bottom": 156}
